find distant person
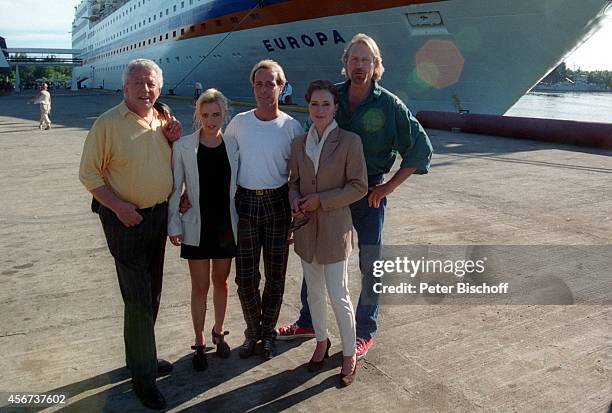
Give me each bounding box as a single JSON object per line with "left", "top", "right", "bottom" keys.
{"left": 194, "top": 81, "right": 203, "bottom": 104}
{"left": 167, "top": 89, "right": 238, "bottom": 371}
{"left": 79, "top": 58, "right": 182, "bottom": 410}
{"left": 30, "top": 83, "right": 51, "bottom": 130}
{"left": 276, "top": 33, "right": 433, "bottom": 361}
{"left": 280, "top": 81, "right": 293, "bottom": 105}
{"left": 289, "top": 79, "right": 367, "bottom": 386}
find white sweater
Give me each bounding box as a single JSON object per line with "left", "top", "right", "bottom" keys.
{"left": 224, "top": 109, "right": 303, "bottom": 190}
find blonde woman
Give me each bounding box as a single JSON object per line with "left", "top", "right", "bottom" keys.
{"left": 168, "top": 89, "right": 238, "bottom": 370}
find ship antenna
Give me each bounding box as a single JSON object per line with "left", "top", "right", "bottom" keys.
{"left": 171, "top": 1, "right": 266, "bottom": 91}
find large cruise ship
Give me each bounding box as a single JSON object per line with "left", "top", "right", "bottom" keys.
{"left": 71, "top": 0, "right": 612, "bottom": 115}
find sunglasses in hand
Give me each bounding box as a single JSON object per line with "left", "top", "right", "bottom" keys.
{"left": 290, "top": 214, "right": 310, "bottom": 232}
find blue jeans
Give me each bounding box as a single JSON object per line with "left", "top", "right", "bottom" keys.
{"left": 297, "top": 174, "right": 385, "bottom": 340}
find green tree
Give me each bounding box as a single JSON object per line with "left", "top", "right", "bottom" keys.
{"left": 542, "top": 62, "right": 569, "bottom": 83}
{"left": 8, "top": 65, "right": 72, "bottom": 84}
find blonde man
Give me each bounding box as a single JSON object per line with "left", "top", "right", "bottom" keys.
{"left": 226, "top": 59, "right": 302, "bottom": 360}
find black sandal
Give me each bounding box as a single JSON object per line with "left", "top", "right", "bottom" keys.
{"left": 190, "top": 345, "right": 208, "bottom": 371}
{"left": 211, "top": 327, "right": 231, "bottom": 359}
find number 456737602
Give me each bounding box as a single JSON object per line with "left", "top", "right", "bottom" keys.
{"left": 5, "top": 393, "right": 67, "bottom": 406}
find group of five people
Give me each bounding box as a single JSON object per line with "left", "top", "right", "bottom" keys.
{"left": 79, "top": 33, "right": 432, "bottom": 410}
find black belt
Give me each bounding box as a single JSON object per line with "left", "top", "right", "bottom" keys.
{"left": 238, "top": 184, "right": 288, "bottom": 196}
{"left": 137, "top": 201, "right": 168, "bottom": 213}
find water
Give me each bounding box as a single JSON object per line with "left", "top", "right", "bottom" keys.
{"left": 506, "top": 92, "right": 612, "bottom": 124}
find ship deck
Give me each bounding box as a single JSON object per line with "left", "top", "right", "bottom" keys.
{"left": 0, "top": 91, "right": 610, "bottom": 412}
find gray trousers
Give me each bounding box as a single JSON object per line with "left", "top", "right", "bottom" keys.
{"left": 99, "top": 203, "right": 167, "bottom": 388}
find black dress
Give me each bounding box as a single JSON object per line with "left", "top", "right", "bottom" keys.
{"left": 180, "top": 140, "right": 236, "bottom": 260}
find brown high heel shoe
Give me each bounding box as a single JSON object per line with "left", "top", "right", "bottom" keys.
{"left": 211, "top": 326, "right": 230, "bottom": 359}
{"left": 191, "top": 345, "right": 208, "bottom": 371}
{"left": 307, "top": 338, "right": 331, "bottom": 372}
{"left": 340, "top": 357, "right": 357, "bottom": 387}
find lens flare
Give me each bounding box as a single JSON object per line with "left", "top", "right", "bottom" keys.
{"left": 416, "top": 39, "right": 465, "bottom": 89}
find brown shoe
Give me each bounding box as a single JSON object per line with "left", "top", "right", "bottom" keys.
{"left": 340, "top": 360, "right": 357, "bottom": 387}
{"left": 190, "top": 346, "right": 208, "bottom": 371}
{"left": 307, "top": 338, "right": 331, "bottom": 372}
{"left": 211, "top": 326, "right": 231, "bottom": 359}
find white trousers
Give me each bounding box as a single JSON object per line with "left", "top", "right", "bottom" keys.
{"left": 39, "top": 103, "right": 51, "bottom": 128}
{"left": 302, "top": 257, "right": 356, "bottom": 356}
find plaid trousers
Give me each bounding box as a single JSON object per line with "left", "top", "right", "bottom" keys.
{"left": 235, "top": 186, "right": 291, "bottom": 340}
{"left": 99, "top": 203, "right": 167, "bottom": 388}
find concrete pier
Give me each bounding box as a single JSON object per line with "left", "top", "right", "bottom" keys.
{"left": 0, "top": 91, "right": 610, "bottom": 412}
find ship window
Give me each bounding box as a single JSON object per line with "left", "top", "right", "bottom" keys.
{"left": 165, "top": 33, "right": 169, "bottom": 39}
{"left": 148, "top": 39, "right": 151, "bottom": 44}
{"left": 166, "top": 58, "right": 170, "bottom": 63}
{"left": 175, "top": 56, "right": 180, "bottom": 62}
{"left": 173, "top": 5, "right": 177, "bottom": 12}
{"left": 181, "top": 1, "right": 185, "bottom": 8}
{"left": 181, "top": 28, "right": 185, "bottom": 35}
{"left": 189, "top": 0, "right": 193, "bottom": 4}
{"left": 173, "top": 30, "right": 177, "bottom": 37}
{"left": 154, "top": 15, "right": 156, "bottom": 21}
{"left": 148, "top": 17, "right": 151, "bottom": 23}
{"left": 166, "top": 8, "right": 169, "bottom": 15}
{"left": 153, "top": 38, "right": 156, "bottom": 43}
{"left": 159, "top": 35, "right": 163, "bottom": 41}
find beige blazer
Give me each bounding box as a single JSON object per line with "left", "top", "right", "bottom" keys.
{"left": 289, "top": 126, "right": 368, "bottom": 264}
{"left": 168, "top": 130, "right": 239, "bottom": 246}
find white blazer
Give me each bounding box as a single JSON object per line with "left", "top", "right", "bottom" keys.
{"left": 168, "top": 129, "right": 239, "bottom": 247}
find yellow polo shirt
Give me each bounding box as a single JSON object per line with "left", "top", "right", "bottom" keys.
{"left": 79, "top": 101, "right": 173, "bottom": 209}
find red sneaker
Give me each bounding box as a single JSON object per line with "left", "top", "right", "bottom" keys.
{"left": 275, "top": 322, "right": 315, "bottom": 341}
{"left": 356, "top": 337, "right": 373, "bottom": 359}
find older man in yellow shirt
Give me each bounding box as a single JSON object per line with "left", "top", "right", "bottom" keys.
{"left": 79, "top": 59, "right": 180, "bottom": 410}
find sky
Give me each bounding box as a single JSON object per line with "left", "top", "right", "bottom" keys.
{"left": 1, "top": 0, "right": 611, "bottom": 71}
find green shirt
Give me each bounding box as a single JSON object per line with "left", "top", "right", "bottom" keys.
{"left": 336, "top": 80, "right": 433, "bottom": 176}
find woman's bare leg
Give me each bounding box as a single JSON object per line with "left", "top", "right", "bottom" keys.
{"left": 188, "top": 259, "right": 211, "bottom": 346}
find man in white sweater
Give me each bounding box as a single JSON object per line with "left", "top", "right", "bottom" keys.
{"left": 31, "top": 83, "right": 52, "bottom": 130}
{"left": 224, "top": 60, "right": 303, "bottom": 360}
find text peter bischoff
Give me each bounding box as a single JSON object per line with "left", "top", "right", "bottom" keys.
{"left": 371, "top": 256, "right": 509, "bottom": 296}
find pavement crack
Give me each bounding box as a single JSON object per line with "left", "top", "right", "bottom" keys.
{"left": 360, "top": 359, "right": 413, "bottom": 394}
{"left": 0, "top": 331, "right": 27, "bottom": 338}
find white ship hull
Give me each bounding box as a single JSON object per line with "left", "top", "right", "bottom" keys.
{"left": 72, "top": 0, "right": 611, "bottom": 115}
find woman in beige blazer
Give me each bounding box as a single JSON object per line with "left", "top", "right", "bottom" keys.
{"left": 289, "top": 80, "right": 367, "bottom": 386}
{"left": 167, "top": 89, "right": 239, "bottom": 371}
